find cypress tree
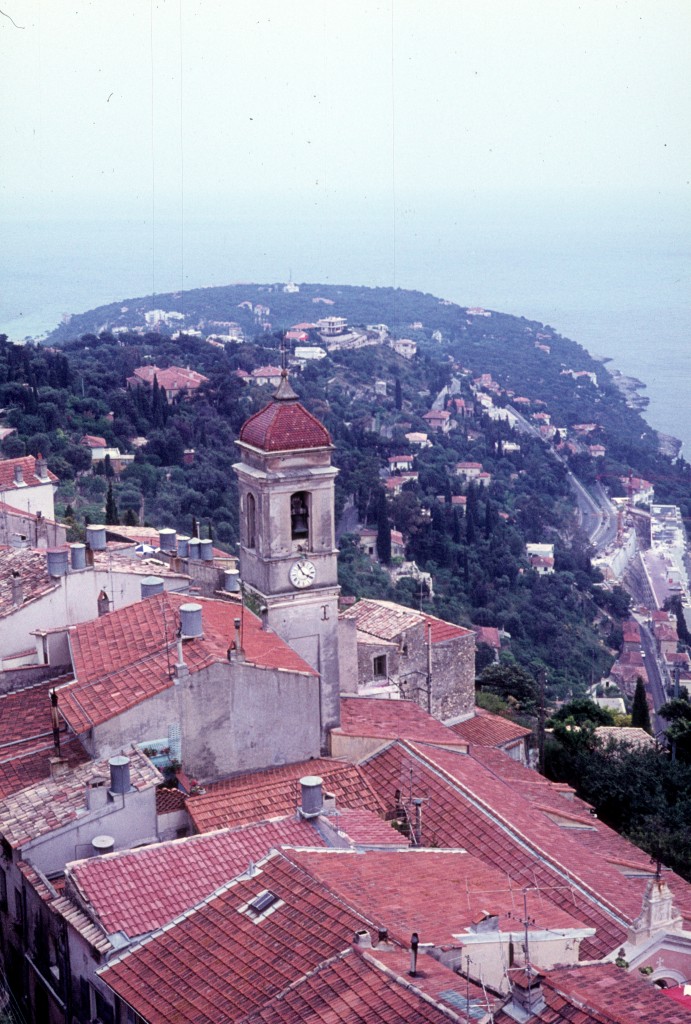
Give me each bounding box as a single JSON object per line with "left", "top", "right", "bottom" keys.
{"left": 376, "top": 489, "right": 391, "bottom": 565}
{"left": 105, "top": 483, "right": 119, "bottom": 526}
{"left": 394, "top": 377, "right": 402, "bottom": 411}
{"left": 631, "top": 677, "right": 652, "bottom": 734}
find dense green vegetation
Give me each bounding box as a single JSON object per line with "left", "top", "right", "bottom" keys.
{"left": 3, "top": 282, "right": 691, "bottom": 705}
{"left": 545, "top": 698, "right": 691, "bottom": 881}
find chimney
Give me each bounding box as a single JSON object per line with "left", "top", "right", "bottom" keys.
{"left": 36, "top": 454, "right": 48, "bottom": 480}
{"left": 260, "top": 605, "right": 271, "bottom": 631}
{"left": 179, "top": 603, "right": 203, "bottom": 638}
{"left": 69, "top": 543, "right": 86, "bottom": 571}
{"left": 47, "top": 548, "right": 69, "bottom": 578}
{"left": 508, "top": 967, "right": 546, "bottom": 1017}
{"left": 86, "top": 777, "right": 109, "bottom": 810}
{"left": 230, "top": 617, "right": 245, "bottom": 662}
{"left": 158, "top": 527, "right": 177, "bottom": 552}
{"left": 91, "top": 835, "right": 115, "bottom": 856}
{"left": 299, "top": 776, "right": 323, "bottom": 818}
{"left": 108, "top": 755, "right": 131, "bottom": 795}
{"left": 13, "top": 463, "right": 24, "bottom": 485}
{"left": 409, "top": 932, "right": 419, "bottom": 976}
{"left": 86, "top": 525, "right": 107, "bottom": 551}
{"left": 353, "top": 929, "right": 372, "bottom": 948}
{"left": 49, "top": 756, "right": 69, "bottom": 780}
{"left": 224, "top": 568, "right": 240, "bottom": 593}
{"left": 412, "top": 796, "right": 423, "bottom": 845}
{"left": 11, "top": 574, "right": 23, "bottom": 607}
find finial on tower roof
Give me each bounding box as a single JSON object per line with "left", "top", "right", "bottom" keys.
{"left": 273, "top": 332, "right": 298, "bottom": 400}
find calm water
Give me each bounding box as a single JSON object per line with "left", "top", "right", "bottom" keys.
{"left": 2, "top": 194, "right": 690, "bottom": 450}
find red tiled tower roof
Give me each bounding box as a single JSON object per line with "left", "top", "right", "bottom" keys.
{"left": 239, "top": 378, "right": 331, "bottom": 452}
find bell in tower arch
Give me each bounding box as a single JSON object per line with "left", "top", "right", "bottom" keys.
{"left": 291, "top": 492, "right": 310, "bottom": 540}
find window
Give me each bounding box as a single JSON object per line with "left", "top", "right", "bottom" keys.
{"left": 94, "top": 988, "right": 115, "bottom": 1024}
{"left": 246, "top": 492, "right": 256, "bottom": 549}
{"left": 373, "top": 655, "right": 387, "bottom": 678}
{"left": 290, "top": 491, "right": 309, "bottom": 542}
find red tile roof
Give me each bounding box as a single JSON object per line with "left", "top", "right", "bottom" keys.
{"left": 472, "top": 624, "right": 501, "bottom": 649}
{"left": 187, "top": 757, "right": 385, "bottom": 833}
{"left": 241, "top": 948, "right": 463, "bottom": 1024}
{"left": 493, "top": 962, "right": 691, "bottom": 1024}
{"left": 285, "top": 848, "right": 589, "bottom": 946}
{"left": 239, "top": 397, "right": 331, "bottom": 451}
{"left": 0, "top": 682, "right": 88, "bottom": 798}
{"left": 99, "top": 853, "right": 378, "bottom": 1024}
{"left": 80, "top": 434, "right": 107, "bottom": 447}
{"left": 0, "top": 455, "right": 58, "bottom": 490}
{"left": 449, "top": 708, "right": 531, "bottom": 747}
{"left": 359, "top": 740, "right": 691, "bottom": 959}
{"left": 336, "top": 697, "right": 465, "bottom": 747}
{"left": 129, "top": 365, "right": 208, "bottom": 391}
{"left": 56, "top": 593, "right": 315, "bottom": 732}
{"left": 0, "top": 747, "right": 160, "bottom": 849}
{"left": 341, "top": 599, "right": 472, "bottom": 644}
{"left": 68, "top": 818, "right": 325, "bottom": 939}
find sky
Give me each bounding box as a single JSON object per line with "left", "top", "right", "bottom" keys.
{"left": 3, "top": 0, "right": 690, "bottom": 225}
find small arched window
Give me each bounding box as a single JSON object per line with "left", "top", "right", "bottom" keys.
{"left": 246, "top": 492, "right": 256, "bottom": 549}
{"left": 290, "top": 491, "right": 310, "bottom": 542}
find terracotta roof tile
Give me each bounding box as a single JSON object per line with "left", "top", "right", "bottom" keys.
{"left": 0, "top": 455, "right": 58, "bottom": 491}
{"left": 493, "top": 962, "right": 691, "bottom": 1024}
{"left": 187, "top": 758, "right": 385, "bottom": 833}
{"left": 336, "top": 697, "right": 466, "bottom": 747}
{"left": 341, "top": 599, "right": 472, "bottom": 644}
{"left": 359, "top": 740, "right": 663, "bottom": 959}
{"left": 241, "top": 948, "right": 464, "bottom": 1024}
{"left": 0, "top": 746, "right": 161, "bottom": 848}
{"left": 99, "top": 853, "right": 378, "bottom": 1024}
{"left": 0, "top": 682, "right": 89, "bottom": 798}
{"left": 449, "top": 708, "right": 532, "bottom": 747}
{"left": 67, "top": 817, "right": 325, "bottom": 939}
{"left": 239, "top": 397, "right": 331, "bottom": 451}
{"left": 56, "top": 593, "right": 315, "bottom": 732}
{"left": 285, "top": 848, "right": 589, "bottom": 946}
{"left": 0, "top": 546, "right": 59, "bottom": 617}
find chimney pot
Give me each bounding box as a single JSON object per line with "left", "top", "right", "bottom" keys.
{"left": 299, "top": 775, "right": 323, "bottom": 818}
{"left": 353, "top": 929, "right": 372, "bottom": 948}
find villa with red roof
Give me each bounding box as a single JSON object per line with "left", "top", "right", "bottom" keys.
{"left": 126, "top": 364, "right": 208, "bottom": 401}
{"left": 0, "top": 454, "right": 58, "bottom": 521}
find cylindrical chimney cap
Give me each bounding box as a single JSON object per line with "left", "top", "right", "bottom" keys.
{"left": 180, "top": 602, "right": 203, "bottom": 638}
{"left": 91, "top": 835, "right": 115, "bottom": 855}
{"left": 177, "top": 535, "right": 190, "bottom": 557}
{"left": 70, "top": 543, "right": 87, "bottom": 570}
{"left": 141, "top": 575, "right": 165, "bottom": 599}
{"left": 224, "top": 569, "right": 241, "bottom": 592}
{"left": 299, "top": 775, "right": 323, "bottom": 818}
{"left": 108, "top": 755, "right": 131, "bottom": 794}
{"left": 199, "top": 538, "right": 213, "bottom": 561}
{"left": 188, "top": 538, "right": 201, "bottom": 560}
{"left": 86, "top": 525, "right": 107, "bottom": 550}
{"left": 46, "top": 547, "right": 69, "bottom": 577}
{"left": 158, "top": 527, "right": 177, "bottom": 551}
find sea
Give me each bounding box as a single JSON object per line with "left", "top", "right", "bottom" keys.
{"left": 2, "top": 191, "right": 690, "bottom": 452}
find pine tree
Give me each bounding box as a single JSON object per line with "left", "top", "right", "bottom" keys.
{"left": 105, "top": 483, "right": 119, "bottom": 526}
{"left": 631, "top": 677, "right": 652, "bottom": 734}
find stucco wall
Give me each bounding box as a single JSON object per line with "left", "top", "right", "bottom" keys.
{"left": 90, "top": 659, "right": 321, "bottom": 785}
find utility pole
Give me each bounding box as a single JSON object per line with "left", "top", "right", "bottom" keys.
{"left": 537, "top": 667, "right": 546, "bottom": 774}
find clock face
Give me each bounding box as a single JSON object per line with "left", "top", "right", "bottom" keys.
{"left": 289, "top": 560, "right": 316, "bottom": 589}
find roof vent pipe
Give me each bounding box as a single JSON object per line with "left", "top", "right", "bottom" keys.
{"left": 180, "top": 602, "right": 203, "bottom": 638}
{"left": 141, "top": 575, "right": 165, "bottom": 599}
{"left": 70, "top": 543, "right": 87, "bottom": 570}
{"left": 299, "top": 775, "right": 323, "bottom": 819}
{"left": 188, "top": 538, "right": 201, "bottom": 560}
{"left": 46, "top": 548, "right": 69, "bottom": 578}
{"left": 86, "top": 525, "right": 107, "bottom": 551}
{"left": 177, "top": 535, "right": 190, "bottom": 557}
{"left": 199, "top": 538, "right": 213, "bottom": 562}
{"left": 158, "top": 527, "right": 177, "bottom": 552}
{"left": 409, "top": 932, "right": 419, "bottom": 977}
{"left": 108, "top": 755, "right": 132, "bottom": 795}
{"left": 91, "top": 835, "right": 115, "bottom": 856}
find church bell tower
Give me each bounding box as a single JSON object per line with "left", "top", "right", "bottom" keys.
{"left": 234, "top": 374, "right": 340, "bottom": 744}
